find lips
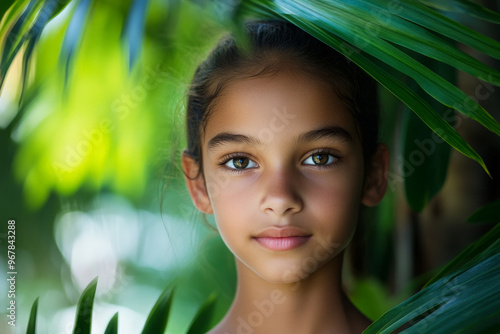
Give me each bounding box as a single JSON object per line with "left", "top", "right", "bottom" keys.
{"left": 253, "top": 227, "right": 312, "bottom": 251}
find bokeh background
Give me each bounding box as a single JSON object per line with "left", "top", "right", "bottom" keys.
{"left": 0, "top": 0, "right": 499, "bottom": 333}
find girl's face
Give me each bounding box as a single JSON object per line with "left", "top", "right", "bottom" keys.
{"left": 184, "top": 69, "right": 385, "bottom": 283}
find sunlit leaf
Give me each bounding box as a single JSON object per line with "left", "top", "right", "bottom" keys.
{"left": 73, "top": 277, "right": 97, "bottom": 334}
{"left": 141, "top": 285, "right": 175, "bottom": 334}
{"left": 0, "top": 0, "right": 20, "bottom": 30}
{"left": 0, "top": 0, "right": 70, "bottom": 89}
{"left": 1, "top": 0, "right": 38, "bottom": 89}
{"left": 18, "top": 28, "right": 37, "bottom": 102}
{"left": 186, "top": 293, "right": 217, "bottom": 334}
{"left": 104, "top": 312, "right": 119, "bottom": 334}
{"left": 0, "top": 0, "right": 33, "bottom": 51}
{"left": 26, "top": 297, "right": 38, "bottom": 334}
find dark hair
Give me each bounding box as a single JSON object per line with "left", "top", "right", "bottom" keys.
{"left": 185, "top": 20, "right": 379, "bottom": 171}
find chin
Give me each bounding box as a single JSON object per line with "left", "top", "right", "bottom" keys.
{"left": 249, "top": 260, "right": 319, "bottom": 285}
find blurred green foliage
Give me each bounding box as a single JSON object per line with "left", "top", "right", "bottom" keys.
{"left": 7, "top": 0, "right": 229, "bottom": 210}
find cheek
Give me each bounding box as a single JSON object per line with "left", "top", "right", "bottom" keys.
{"left": 308, "top": 164, "right": 364, "bottom": 205}
{"left": 305, "top": 167, "right": 364, "bottom": 238}
{"left": 204, "top": 170, "right": 252, "bottom": 212}
{"left": 203, "top": 171, "right": 253, "bottom": 243}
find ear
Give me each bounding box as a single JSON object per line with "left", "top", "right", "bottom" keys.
{"left": 361, "top": 143, "right": 390, "bottom": 207}
{"left": 181, "top": 150, "right": 213, "bottom": 214}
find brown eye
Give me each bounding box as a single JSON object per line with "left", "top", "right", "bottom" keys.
{"left": 312, "top": 154, "right": 328, "bottom": 165}
{"left": 223, "top": 156, "right": 257, "bottom": 170}
{"left": 233, "top": 157, "right": 249, "bottom": 169}
{"left": 304, "top": 152, "right": 337, "bottom": 166}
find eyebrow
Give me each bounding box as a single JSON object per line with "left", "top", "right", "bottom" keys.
{"left": 207, "top": 125, "right": 353, "bottom": 151}
{"left": 207, "top": 132, "right": 261, "bottom": 150}
{"left": 297, "top": 125, "right": 353, "bottom": 144}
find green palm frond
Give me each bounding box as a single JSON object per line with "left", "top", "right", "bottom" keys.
{"left": 186, "top": 293, "right": 218, "bottom": 334}
{"left": 104, "top": 312, "right": 119, "bottom": 334}
{"left": 0, "top": 0, "right": 70, "bottom": 92}
{"left": 400, "top": 58, "right": 454, "bottom": 212}
{"left": 26, "top": 297, "right": 38, "bottom": 334}
{"left": 418, "top": 0, "right": 500, "bottom": 24}
{"left": 73, "top": 277, "right": 97, "bottom": 334}
{"left": 237, "top": 0, "right": 499, "bottom": 175}
{"left": 365, "top": 223, "right": 500, "bottom": 333}
{"left": 24, "top": 279, "right": 218, "bottom": 334}
{"left": 141, "top": 285, "right": 175, "bottom": 334}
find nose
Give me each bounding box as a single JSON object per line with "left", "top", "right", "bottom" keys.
{"left": 260, "top": 168, "right": 303, "bottom": 216}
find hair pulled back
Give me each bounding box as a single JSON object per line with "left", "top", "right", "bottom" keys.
{"left": 185, "top": 20, "right": 379, "bottom": 169}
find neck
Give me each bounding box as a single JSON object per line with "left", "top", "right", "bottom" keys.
{"left": 211, "top": 253, "right": 370, "bottom": 334}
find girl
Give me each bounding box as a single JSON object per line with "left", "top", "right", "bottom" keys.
{"left": 181, "top": 20, "right": 390, "bottom": 334}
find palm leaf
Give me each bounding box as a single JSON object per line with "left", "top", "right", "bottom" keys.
{"left": 237, "top": 0, "right": 498, "bottom": 173}
{"left": 425, "top": 223, "right": 500, "bottom": 288}
{"left": 418, "top": 0, "right": 500, "bottom": 24}
{"left": 364, "top": 223, "right": 500, "bottom": 333}
{"left": 141, "top": 285, "right": 175, "bottom": 334}
{"left": 401, "top": 101, "right": 452, "bottom": 212}
{"left": 104, "top": 312, "right": 119, "bottom": 334}
{"left": 401, "top": 57, "right": 454, "bottom": 212}
{"left": 0, "top": 0, "right": 37, "bottom": 86}
{"left": 362, "top": 0, "right": 500, "bottom": 59}
{"left": 0, "top": 0, "right": 70, "bottom": 101}
{"left": 274, "top": 16, "right": 489, "bottom": 173}
{"left": 0, "top": 0, "right": 33, "bottom": 49}
{"left": 0, "top": 0, "right": 19, "bottom": 29}
{"left": 186, "top": 294, "right": 218, "bottom": 334}
{"left": 26, "top": 297, "right": 38, "bottom": 334}
{"left": 300, "top": 0, "right": 500, "bottom": 86}
{"left": 73, "top": 277, "right": 98, "bottom": 334}
{"left": 0, "top": 0, "right": 70, "bottom": 87}
{"left": 240, "top": 0, "right": 500, "bottom": 132}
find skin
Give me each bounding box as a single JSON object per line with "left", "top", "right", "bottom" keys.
{"left": 182, "top": 68, "right": 389, "bottom": 334}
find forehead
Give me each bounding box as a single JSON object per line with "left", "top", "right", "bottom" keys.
{"left": 203, "top": 70, "right": 360, "bottom": 146}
